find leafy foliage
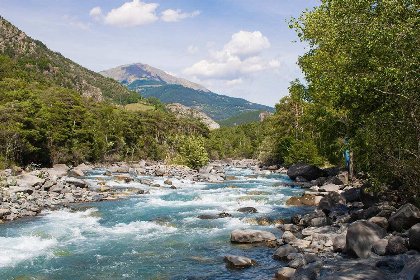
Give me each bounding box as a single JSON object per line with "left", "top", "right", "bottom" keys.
{"left": 217, "top": 110, "right": 268, "bottom": 127}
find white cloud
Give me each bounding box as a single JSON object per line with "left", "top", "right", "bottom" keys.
{"left": 161, "top": 9, "right": 201, "bottom": 22}
{"left": 226, "top": 78, "right": 244, "bottom": 86}
{"left": 183, "top": 31, "right": 279, "bottom": 85}
{"left": 62, "top": 15, "right": 91, "bottom": 30}
{"left": 206, "top": 41, "right": 216, "bottom": 48}
{"left": 91, "top": 0, "right": 159, "bottom": 28}
{"left": 187, "top": 45, "right": 199, "bottom": 54}
{"left": 89, "top": 6, "right": 103, "bottom": 21}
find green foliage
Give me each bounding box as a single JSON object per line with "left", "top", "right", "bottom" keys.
{"left": 217, "top": 110, "right": 267, "bottom": 127}
{"left": 176, "top": 135, "right": 209, "bottom": 170}
{"left": 137, "top": 84, "right": 274, "bottom": 120}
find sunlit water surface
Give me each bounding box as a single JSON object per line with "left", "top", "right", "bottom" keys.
{"left": 0, "top": 167, "right": 311, "bottom": 280}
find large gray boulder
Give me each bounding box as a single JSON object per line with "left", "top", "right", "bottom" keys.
{"left": 408, "top": 223, "right": 420, "bottom": 251}
{"left": 276, "top": 267, "right": 296, "bottom": 280}
{"left": 388, "top": 203, "right": 420, "bottom": 232}
{"left": 323, "top": 263, "right": 392, "bottom": 280}
{"left": 342, "top": 188, "right": 360, "bottom": 202}
{"left": 287, "top": 163, "right": 326, "bottom": 181}
{"left": 359, "top": 184, "right": 379, "bottom": 207}
{"left": 16, "top": 174, "right": 44, "bottom": 188}
{"left": 318, "top": 192, "right": 346, "bottom": 214}
{"left": 291, "top": 261, "right": 323, "bottom": 280}
{"left": 65, "top": 178, "right": 88, "bottom": 188}
{"left": 230, "top": 229, "right": 276, "bottom": 243}
{"left": 386, "top": 236, "right": 408, "bottom": 255}
{"left": 223, "top": 255, "right": 257, "bottom": 268}
{"left": 372, "top": 239, "right": 388, "bottom": 256}
{"left": 346, "top": 220, "right": 387, "bottom": 259}
{"left": 274, "top": 244, "right": 298, "bottom": 261}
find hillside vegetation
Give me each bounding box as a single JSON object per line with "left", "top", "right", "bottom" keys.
{"left": 217, "top": 110, "right": 271, "bottom": 127}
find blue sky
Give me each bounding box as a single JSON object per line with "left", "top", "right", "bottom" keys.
{"left": 1, "top": 0, "right": 319, "bottom": 107}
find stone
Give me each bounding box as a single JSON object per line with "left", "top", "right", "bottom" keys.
{"left": 278, "top": 224, "right": 300, "bottom": 233}
{"left": 291, "top": 261, "right": 323, "bottom": 280}
{"left": 282, "top": 231, "right": 297, "bottom": 243}
{"left": 287, "top": 163, "right": 327, "bottom": 181}
{"left": 342, "top": 188, "right": 360, "bottom": 202}
{"left": 386, "top": 236, "right": 408, "bottom": 255}
{"left": 319, "top": 184, "right": 341, "bottom": 192}
{"left": 318, "top": 192, "right": 346, "bottom": 214}
{"left": 198, "top": 215, "right": 219, "bottom": 220}
{"left": 223, "top": 255, "right": 257, "bottom": 268}
{"left": 323, "top": 263, "right": 392, "bottom": 280}
{"left": 0, "top": 208, "right": 11, "bottom": 218}
{"left": 218, "top": 212, "right": 232, "bottom": 218}
{"left": 72, "top": 169, "right": 84, "bottom": 177}
{"left": 237, "top": 207, "right": 257, "bottom": 213}
{"left": 335, "top": 171, "right": 349, "bottom": 185}
{"left": 400, "top": 257, "right": 420, "bottom": 280}
{"left": 65, "top": 178, "right": 88, "bottom": 188}
{"left": 388, "top": 203, "right": 420, "bottom": 232}
{"left": 8, "top": 186, "right": 34, "bottom": 195}
{"left": 310, "top": 217, "right": 328, "bottom": 227}
{"left": 286, "top": 195, "right": 318, "bottom": 206}
{"left": 155, "top": 168, "right": 165, "bottom": 176}
{"left": 164, "top": 180, "right": 172, "bottom": 185}
{"left": 346, "top": 220, "right": 387, "bottom": 259}
{"left": 368, "top": 216, "right": 389, "bottom": 230}
{"left": 333, "top": 233, "right": 347, "bottom": 253}
{"left": 230, "top": 229, "right": 276, "bottom": 243}
{"left": 288, "top": 257, "right": 306, "bottom": 269}
{"left": 275, "top": 267, "right": 296, "bottom": 280}
{"left": 16, "top": 174, "right": 44, "bottom": 188}
{"left": 273, "top": 244, "right": 298, "bottom": 261}
{"left": 372, "top": 239, "right": 388, "bottom": 256}
{"left": 359, "top": 183, "right": 379, "bottom": 207}
{"left": 295, "top": 176, "right": 308, "bottom": 182}
{"left": 409, "top": 223, "right": 420, "bottom": 251}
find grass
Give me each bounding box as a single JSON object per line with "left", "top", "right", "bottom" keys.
{"left": 125, "top": 103, "right": 155, "bottom": 111}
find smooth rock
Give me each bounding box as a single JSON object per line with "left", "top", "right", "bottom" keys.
{"left": 287, "top": 163, "right": 327, "bottom": 181}
{"left": 346, "top": 220, "right": 387, "bottom": 259}
{"left": 282, "top": 231, "right": 297, "bottom": 243}
{"left": 230, "top": 229, "right": 276, "bottom": 243}
{"left": 333, "top": 233, "right": 347, "bottom": 253}
{"left": 342, "top": 188, "right": 360, "bottom": 202}
{"left": 409, "top": 223, "right": 420, "bottom": 251}
{"left": 274, "top": 244, "right": 298, "bottom": 261}
{"left": 388, "top": 203, "right": 420, "bottom": 232}
{"left": 237, "top": 207, "right": 257, "bottom": 213}
{"left": 386, "top": 236, "right": 408, "bottom": 255}
{"left": 288, "top": 257, "right": 306, "bottom": 269}
{"left": 368, "top": 216, "right": 389, "bottom": 230}
{"left": 291, "top": 261, "right": 323, "bottom": 280}
{"left": 65, "top": 178, "right": 88, "bottom": 188}
{"left": 276, "top": 267, "right": 296, "bottom": 280}
{"left": 319, "top": 184, "right": 341, "bottom": 193}
{"left": 16, "top": 174, "right": 44, "bottom": 188}
{"left": 323, "top": 263, "right": 392, "bottom": 280}
{"left": 399, "top": 257, "right": 420, "bottom": 280}
{"left": 318, "top": 192, "right": 346, "bottom": 214}
{"left": 223, "top": 255, "right": 257, "bottom": 268}
{"left": 372, "top": 239, "right": 388, "bottom": 256}
{"left": 286, "top": 195, "right": 318, "bottom": 206}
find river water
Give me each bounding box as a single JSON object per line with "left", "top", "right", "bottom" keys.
{"left": 0, "top": 167, "right": 309, "bottom": 280}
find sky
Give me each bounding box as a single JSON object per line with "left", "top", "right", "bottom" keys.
{"left": 0, "top": 0, "right": 319, "bottom": 107}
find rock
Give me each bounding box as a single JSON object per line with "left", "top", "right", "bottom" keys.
{"left": 230, "top": 229, "right": 276, "bottom": 243}
{"left": 48, "top": 164, "right": 69, "bottom": 177}
{"left": 237, "top": 207, "right": 257, "bottom": 213}
{"left": 295, "top": 176, "right": 308, "bottom": 182}
{"left": 273, "top": 244, "right": 298, "bottom": 261}
{"left": 16, "top": 174, "right": 44, "bottom": 188}
{"left": 368, "top": 216, "right": 389, "bottom": 230}
{"left": 386, "top": 236, "right": 408, "bottom": 255}
{"left": 164, "top": 180, "right": 172, "bottom": 185}
{"left": 8, "top": 186, "right": 34, "bottom": 194}
{"left": 288, "top": 257, "right": 306, "bottom": 269}
{"left": 65, "top": 178, "right": 88, "bottom": 188}
{"left": 360, "top": 183, "right": 379, "bottom": 207}
{"left": 278, "top": 224, "right": 300, "bottom": 233}
{"left": 318, "top": 192, "right": 346, "bottom": 214}
{"left": 155, "top": 167, "right": 165, "bottom": 176}
{"left": 198, "top": 215, "right": 219, "bottom": 220}
{"left": 71, "top": 169, "right": 84, "bottom": 177}
{"left": 333, "top": 233, "right": 347, "bottom": 253}
{"left": 0, "top": 208, "right": 11, "bottom": 218}
{"left": 98, "top": 185, "right": 111, "bottom": 192}
{"left": 282, "top": 231, "right": 297, "bottom": 243}
{"left": 399, "top": 257, "right": 420, "bottom": 280}
{"left": 218, "top": 212, "right": 232, "bottom": 218}
{"left": 170, "top": 186, "right": 177, "bottom": 189}
{"left": 49, "top": 184, "right": 64, "bottom": 193}
{"left": 276, "top": 267, "right": 296, "bottom": 280}
{"left": 310, "top": 217, "right": 328, "bottom": 227}
{"left": 335, "top": 171, "right": 348, "bottom": 185}
{"left": 258, "top": 217, "right": 271, "bottom": 226}
{"left": 409, "top": 223, "right": 420, "bottom": 251}
{"left": 223, "top": 255, "right": 257, "bottom": 268}
{"left": 319, "top": 184, "right": 341, "bottom": 192}
{"left": 291, "top": 261, "right": 323, "bottom": 280}
{"left": 342, "top": 188, "right": 360, "bottom": 202}
{"left": 346, "top": 220, "right": 387, "bottom": 259}
{"left": 372, "top": 239, "right": 388, "bottom": 256}
{"left": 287, "top": 163, "right": 327, "bottom": 181}
{"left": 323, "top": 263, "right": 392, "bottom": 280}
{"left": 286, "top": 194, "right": 318, "bottom": 206}
{"left": 388, "top": 203, "right": 420, "bottom": 232}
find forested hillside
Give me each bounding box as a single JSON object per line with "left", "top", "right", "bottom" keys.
{"left": 217, "top": 110, "right": 270, "bottom": 127}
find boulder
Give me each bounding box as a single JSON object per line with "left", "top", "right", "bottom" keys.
{"left": 333, "top": 233, "right": 347, "bottom": 253}
{"left": 386, "top": 236, "right": 408, "bottom": 255}
{"left": 282, "top": 231, "right": 297, "bottom": 243}
{"left": 288, "top": 257, "right": 306, "bottom": 269}
{"left": 388, "top": 203, "right": 420, "bottom": 232}
{"left": 368, "top": 216, "right": 389, "bottom": 230}
{"left": 8, "top": 186, "right": 34, "bottom": 194}
{"left": 72, "top": 169, "right": 84, "bottom": 177}
{"left": 276, "top": 267, "right": 296, "bottom": 280}
{"left": 319, "top": 184, "right": 341, "bottom": 193}
{"left": 287, "top": 163, "right": 327, "bottom": 181}
{"left": 372, "top": 239, "right": 388, "bottom": 256}
{"left": 230, "top": 229, "right": 276, "bottom": 243}
{"left": 198, "top": 215, "right": 219, "bottom": 220}
{"left": 273, "top": 244, "right": 298, "bottom": 261}
{"left": 65, "top": 178, "right": 88, "bottom": 188}
{"left": 346, "top": 220, "right": 387, "bottom": 259}
{"left": 223, "top": 255, "right": 257, "bottom": 268}
{"left": 291, "top": 261, "right": 323, "bottom": 280}
{"left": 16, "top": 174, "right": 44, "bottom": 188}
{"left": 359, "top": 184, "right": 379, "bottom": 207}
{"left": 318, "top": 192, "right": 346, "bottom": 214}
{"left": 398, "top": 257, "right": 420, "bottom": 280}
{"left": 342, "top": 188, "right": 360, "bottom": 202}
{"left": 323, "top": 263, "right": 392, "bottom": 280}
{"left": 164, "top": 180, "right": 172, "bottom": 185}
{"left": 0, "top": 208, "right": 11, "bottom": 218}
{"left": 409, "top": 223, "right": 420, "bottom": 251}
{"left": 286, "top": 194, "right": 319, "bottom": 206}
{"left": 237, "top": 207, "right": 257, "bottom": 213}
{"left": 155, "top": 167, "right": 166, "bottom": 176}
{"left": 335, "top": 171, "right": 349, "bottom": 185}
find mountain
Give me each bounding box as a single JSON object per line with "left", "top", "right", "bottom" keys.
{"left": 217, "top": 110, "right": 273, "bottom": 127}
{"left": 101, "top": 63, "right": 274, "bottom": 120}
{"left": 100, "top": 63, "right": 208, "bottom": 92}
{"left": 0, "top": 16, "right": 139, "bottom": 104}
{"left": 165, "top": 103, "right": 220, "bottom": 130}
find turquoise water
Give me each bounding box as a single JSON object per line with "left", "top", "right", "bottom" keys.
{"left": 0, "top": 167, "right": 309, "bottom": 280}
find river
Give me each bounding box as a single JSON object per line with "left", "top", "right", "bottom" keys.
{"left": 0, "top": 166, "right": 309, "bottom": 280}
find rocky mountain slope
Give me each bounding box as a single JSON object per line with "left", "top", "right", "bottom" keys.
{"left": 165, "top": 103, "right": 220, "bottom": 130}
{"left": 100, "top": 63, "right": 208, "bottom": 92}
{"left": 0, "top": 16, "right": 138, "bottom": 104}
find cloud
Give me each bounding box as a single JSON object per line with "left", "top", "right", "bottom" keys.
{"left": 90, "top": 0, "right": 159, "bottom": 28}
{"left": 161, "top": 9, "right": 201, "bottom": 22}
{"left": 89, "top": 6, "right": 102, "bottom": 21}
{"left": 183, "top": 31, "right": 279, "bottom": 84}
{"left": 206, "top": 41, "right": 216, "bottom": 48}
{"left": 62, "top": 15, "right": 91, "bottom": 30}
{"left": 187, "top": 45, "right": 199, "bottom": 54}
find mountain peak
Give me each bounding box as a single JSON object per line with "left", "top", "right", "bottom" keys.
{"left": 100, "top": 63, "right": 209, "bottom": 92}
